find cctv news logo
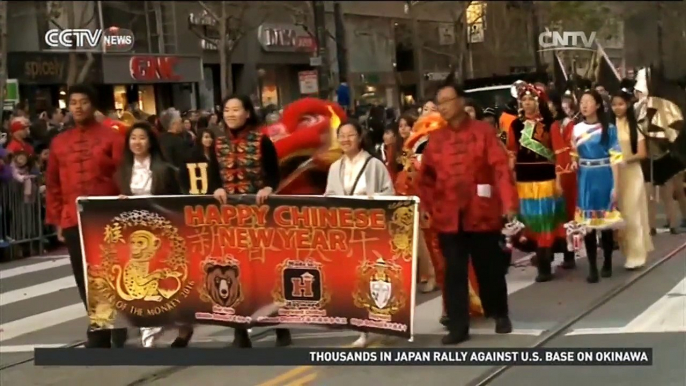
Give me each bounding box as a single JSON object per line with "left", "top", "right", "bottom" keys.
{"left": 538, "top": 29, "right": 596, "bottom": 52}
{"left": 44, "top": 27, "right": 134, "bottom": 52}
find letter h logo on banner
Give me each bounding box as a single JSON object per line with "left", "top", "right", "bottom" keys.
{"left": 278, "top": 259, "right": 325, "bottom": 309}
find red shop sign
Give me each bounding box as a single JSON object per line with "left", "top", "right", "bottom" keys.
{"left": 129, "top": 56, "right": 182, "bottom": 81}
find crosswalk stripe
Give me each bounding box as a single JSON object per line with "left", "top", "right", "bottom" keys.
{"left": 0, "top": 276, "right": 76, "bottom": 306}
{"left": 0, "top": 259, "right": 71, "bottom": 280}
{"left": 0, "top": 303, "right": 85, "bottom": 342}
{"left": 566, "top": 276, "right": 686, "bottom": 336}
{"left": 624, "top": 277, "right": 686, "bottom": 333}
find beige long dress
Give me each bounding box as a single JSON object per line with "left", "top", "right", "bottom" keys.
{"left": 616, "top": 117, "right": 654, "bottom": 268}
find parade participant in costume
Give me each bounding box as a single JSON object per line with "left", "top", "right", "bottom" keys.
{"left": 571, "top": 90, "right": 624, "bottom": 283}
{"left": 262, "top": 97, "right": 347, "bottom": 195}
{"left": 634, "top": 68, "right": 686, "bottom": 234}
{"left": 507, "top": 84, "right": 566, "bottom": 282}
{"left": 324, "top": 120, "right": 395, "bottom": 348}
{"left": 418, "top": 80, "right": 516, "bottom": 345}
{"left": 210, "top": 95, "right": 291, "bottom": 348}
{"left": 549, "top": 92, "right": 578, "bottom": 269}
{"left": 115, "top": 122, "right": 194, "bottom": 348}
{"left": 610, "top": 90, "right": 653, "bottom": 269}
{"left": 45, "top": 84, "right": 127, "bottom": 348}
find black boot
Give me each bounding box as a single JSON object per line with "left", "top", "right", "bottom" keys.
{"left": 600, "top": 231, "right": 613, "bottom": 278}
{"left": 171, "top": 326, "right": 194, "bottom": 348}
{"left": 111, "top": 328, "right": 128, "bottom": 348}
{"left": 85, "top": 329, "right": 111, "bottom": 348}
{"left": 275, "top": 329, "right": 292, "bottom": 347}
{"left": 561, "top": 251, "right": 576, "bottom": 269}
{"left": 586, "top": 247, "right": 599, "bottom": 283}
{"left": 535, "top": 249, "right": 553, "bottom": 282}
{"left": 232, "top": 328, "right": 252, "bottom": 348}
{"left": 601, "top": 248, "right": 613, "bottom": 278}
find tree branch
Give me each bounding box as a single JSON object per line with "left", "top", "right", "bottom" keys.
{"left": 422, "top": 45, "right": 457, "bottom": 60}
{"left": 76, "top": 52, "right": 94, "bottom": 83}
{"left": 197, "top": 1, "right": 220, "bottom": 21}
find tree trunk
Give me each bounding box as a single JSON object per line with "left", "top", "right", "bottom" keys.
{"left": 218, "top": 1, "right": 228, "bottom": 99}
{"left": 65, "top": 1, "right": 79, "bottom": 86}
{"left": 0, "top": 1, "right": 8, "bottom": 112}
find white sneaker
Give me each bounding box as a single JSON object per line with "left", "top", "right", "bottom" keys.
{"left": 140, "top": 327, "right": 163, "bottom": 348}
{"left": 351, "top": 333, "right": 368, "bottom": 348}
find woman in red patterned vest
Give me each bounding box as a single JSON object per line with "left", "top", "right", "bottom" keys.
{"left": 209, "top": 95, "right": 291, "bottom": 348}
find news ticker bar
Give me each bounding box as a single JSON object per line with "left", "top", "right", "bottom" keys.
{"left": 34, "top": 348, "right": 652, "bottom": 367}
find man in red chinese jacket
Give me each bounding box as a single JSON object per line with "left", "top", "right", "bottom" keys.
{"left": 417, "top": 80, "right": 518, "bottom": 345}
{"left": 45, "top": 84, "right": 126, "bottom": 348}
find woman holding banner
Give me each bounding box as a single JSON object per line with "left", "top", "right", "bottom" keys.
{"left": 210, "top": 95, "right": 291, "bottom": 348}
{"left": 324, "top": 120, "right": 395, "bottom": 348}
{"left": 115, "top": 121, "right": 195, "bottom": 347}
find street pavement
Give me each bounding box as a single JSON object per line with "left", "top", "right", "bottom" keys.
{"left": 0, "top": 233, "right": 683, "bottom": 386}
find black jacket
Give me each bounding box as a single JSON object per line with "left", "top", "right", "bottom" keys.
{"left": 158, "top": 132, "right": 189, "bottom": 170}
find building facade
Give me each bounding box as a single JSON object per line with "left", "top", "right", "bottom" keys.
{"left": 5, "top": 1, "right": 203, "bottom": 114}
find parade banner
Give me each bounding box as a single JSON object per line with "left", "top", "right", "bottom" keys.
{"left": 78, "top": 195, "right": 419, "bottom": 338}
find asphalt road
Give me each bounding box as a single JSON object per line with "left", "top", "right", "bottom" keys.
{"left": 0, "top": 232, "right": 683, "bottom": 386}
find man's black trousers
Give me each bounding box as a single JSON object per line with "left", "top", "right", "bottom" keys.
{"left": 63, "top": 227, "right": 88, "bottom": 310}
{"left": 438, "top": 231, "right": 509, "bottom": 333}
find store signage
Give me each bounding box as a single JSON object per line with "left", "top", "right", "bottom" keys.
{"left": 257, "top": 23, "right": 316, "bottom": 53}
{"left": 129, "top": 56, "right": 181, "bottom": 81}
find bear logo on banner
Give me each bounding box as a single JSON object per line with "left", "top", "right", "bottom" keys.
{"left": 199, "top": 256, "right": 244, "bottom": 310}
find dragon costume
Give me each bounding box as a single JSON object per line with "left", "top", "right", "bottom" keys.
{"left": 261, "top": 98, "right": 347, "bottom": 195}
{"left": 396, "top": 113, "right": 484, "bottom": 317}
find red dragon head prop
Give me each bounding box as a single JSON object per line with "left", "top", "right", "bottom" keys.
{"left": 261, "top": 98, "right": 347, "bottom": 195}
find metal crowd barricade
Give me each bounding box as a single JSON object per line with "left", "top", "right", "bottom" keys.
{"left": 0, "top": 178, "right": 56, "bottom": 259}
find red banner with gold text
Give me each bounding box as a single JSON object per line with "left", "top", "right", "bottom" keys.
{"left": 78, "top": 195, "right": 418, "bottom": 339}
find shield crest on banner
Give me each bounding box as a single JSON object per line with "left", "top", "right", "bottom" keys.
{"left": 370, "top": 279, "right": 392, "bottom": 309}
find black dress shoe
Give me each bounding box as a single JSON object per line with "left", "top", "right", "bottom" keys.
{"left": 171, "top": 327, "right": 194, "bottom": 348}
{"left": 111, "top": 328, "right": 128, "bottom": 348}
{"left": 275, "top": 329, "right": 292, "bottom": 347}
{"left": 441, "top": 332, "right": 469, "bottom": 345}
{"left": 650, "top": 228, "right": 657, "bottom": 236}
{"left": 85, "top": 329, "right": 111, "bottom": 348}
{"left": 587, "top": 269, "right": 599, "bottom": 283}
{"left": 232, "top": 328, "right": 252, "bottom": 348}
{"left": 600, "top": 265, "right": 612, "bottom": 278}
{"left": 495, "top": 317, "right": 513, "bottom": 334}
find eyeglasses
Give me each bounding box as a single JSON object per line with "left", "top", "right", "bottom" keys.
{"left": 436, "top": 97, "right": 458, "bottom": 106}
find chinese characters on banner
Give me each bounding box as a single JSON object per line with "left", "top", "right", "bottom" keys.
{"left": 78, "top": 195, "right": 418, "bottom": 339}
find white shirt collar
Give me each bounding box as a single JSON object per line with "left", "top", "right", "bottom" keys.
{"left": 134, "top": 156, "right": 151, "bottom": 169}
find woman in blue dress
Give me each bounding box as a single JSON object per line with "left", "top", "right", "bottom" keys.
{"left": 571, "top": 90, "right": 624, "bottom": 283}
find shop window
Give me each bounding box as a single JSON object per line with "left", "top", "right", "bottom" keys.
{"left": 113, "top": 85, "right": 127, "bottom": 111}
{"left": 138, "top": 85, "right": 157, "bottom": 115}
{"left": 58, "top": 87, "right": 67, "bottom": 110}
{"left": 258, "top": 68, "right": 280, "bottom": 107}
